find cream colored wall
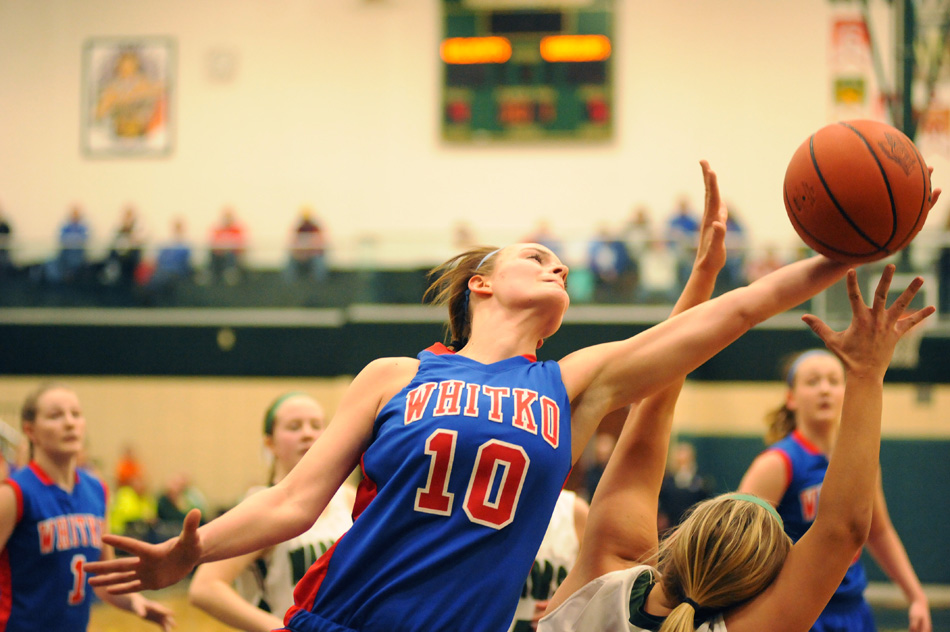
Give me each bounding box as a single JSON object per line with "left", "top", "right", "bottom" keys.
{"left": 5, "top": 0, "right": 941, "bottom": 268}
{"left": 0, "top": 376, "right": 354, "bottom": 509}
{"left": 2, "top": 376, "right": 947, "bottom": 509}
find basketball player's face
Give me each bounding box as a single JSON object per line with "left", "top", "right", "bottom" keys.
{"left": 787, "top": 356, "right": 845, "bottom": 427}
{"left": 26, "top": 388, "right": 86, "bottom": 459}
{"left": 269, "top": 397, "right": 327, "bottom": 473}
{"left": 486, "top": 244, "right": 569, "bottom": 319}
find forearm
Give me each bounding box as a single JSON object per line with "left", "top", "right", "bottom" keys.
{"left": 95, "top": 586, "right": 137, "bottom": 612}
{"left": 196, "top": 484, "right": 313, "bottom": 564}
{"left": 728, "top": 255, "right": 848, "bottom": 325}
{"left": 816, "top": 374, "right": 883, "bottom": 540}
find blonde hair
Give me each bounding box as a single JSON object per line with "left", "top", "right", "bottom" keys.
{"left": 423, "top": 245, "right": 501, "bottom": 349}
{"left": 656, "top": 495, "right": 792, "bottom": 632}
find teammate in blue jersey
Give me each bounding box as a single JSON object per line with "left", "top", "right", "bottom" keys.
{"left": 0, "top": 383, "right": 174, "bottom": 631}
{"left": 738, "top": 349, "right": 931, "bottom": 632}
{"left": 88, "top": 161, "right": 864, "bottom": 632}
{"left": 540, "top": 265, "right": 935, "bottom": 632}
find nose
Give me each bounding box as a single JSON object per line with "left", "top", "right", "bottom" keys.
{"left": 302, "top": 424, "right": 322, "bottom": 439}
{"left": 552, "top": 263, "right": 569, "bottom": 280}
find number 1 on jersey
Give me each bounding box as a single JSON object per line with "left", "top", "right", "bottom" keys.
{"left": 69, "top": 554, "right": 87, "bottom": 605}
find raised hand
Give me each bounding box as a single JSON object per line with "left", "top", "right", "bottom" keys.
{"left": 694, "top": 160, "right": 728, "bottom": 275}
{"left": 801, "top": 265, "right": 935, "bottom": 379}
{"left": 86, "top": 508, "right": 203, "bottom": 594}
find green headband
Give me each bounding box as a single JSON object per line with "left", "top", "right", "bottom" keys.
{"left": 263, "top": 391, "right": 308, "bottom": 436}
{"left": 723, "top": 493, "right": 784, "bottom": 527}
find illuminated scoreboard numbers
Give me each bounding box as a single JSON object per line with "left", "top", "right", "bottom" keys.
{"left": 441, "top": 1, "right": 614, "bottom": 142}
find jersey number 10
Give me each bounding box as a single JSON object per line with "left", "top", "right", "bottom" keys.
{"left": 415, "top": 429, "right": 530, "bottom": 530}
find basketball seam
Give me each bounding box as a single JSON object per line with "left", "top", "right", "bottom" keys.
{"left": 783, "top": 186, "right": 878, "bottom": 258}
{"left": 840, "top": 121, "right": 899, "bottom": 251}
{"left": 888, "top": 141, "right": 930, "bottom": 252}
{"left": 808, "top": 127, "right": 886, "bottom": 252}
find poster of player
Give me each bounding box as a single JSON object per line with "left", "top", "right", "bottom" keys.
{"left": 81, "top": 37, "right": 175, "bottom": 157}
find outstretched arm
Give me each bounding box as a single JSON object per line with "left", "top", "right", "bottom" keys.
{"left": 548, "top": 159, "right": 727, "bottom": 611}
{"left": 726, "top": 266, "right": 935, "bottom": 632}
{"left": 866, "top": 480, "right": 931, "bottom": 632}
{"left": 86, "top": 357, "right": 412, "bottom": 593}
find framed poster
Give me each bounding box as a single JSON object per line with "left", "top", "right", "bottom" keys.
{"left": 81, "top": 37, "right": 175, "bottom": 157}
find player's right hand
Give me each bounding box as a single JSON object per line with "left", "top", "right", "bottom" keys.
{"left": 86, "top": 508, "right": 202, "bottom": 593}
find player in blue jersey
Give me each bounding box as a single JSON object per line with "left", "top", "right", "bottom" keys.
{"left": 738, "top": 348, "right": 931, "bottom": 632}
{"left": 0, "top": 383, "right": 174, "bottom": 631}
{"left": 88, "top": 161, "right": 876, "bottom": 632}
{"left": 540, "top": 265, "right": 935, "bottom": 632}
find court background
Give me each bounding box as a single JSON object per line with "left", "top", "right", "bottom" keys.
{"left": 1, "top": 0, "right": 948, "bottom": 630}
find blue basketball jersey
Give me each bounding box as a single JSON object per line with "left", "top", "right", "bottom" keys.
{"left": 0, "top": 462, "right": 107, "bottom": 632}
{"left": 769, "top": 430, "right": 868, "bottom": 605}
{"left": 286, "top": 344, "right": 573, "bottom": 632}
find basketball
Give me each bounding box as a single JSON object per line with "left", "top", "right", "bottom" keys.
{"left": 783, "top": 119, "right": 932, "bottom": 263}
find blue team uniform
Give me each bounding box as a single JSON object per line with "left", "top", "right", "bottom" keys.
{"left": 0, "top": 462, "right": 107, "bottom": 632}
{"left": 768, "top": 430, "right": 875, "bottom": 632}
{"left": 285, "top": 343, "right": 573, "bottom": 632}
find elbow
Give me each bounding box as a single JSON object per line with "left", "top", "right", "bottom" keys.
{"left": 824, "top": 509, "right": 873, "bottom": 554}
{"left": 187, "top": 578, "right": 210, "bottom": 608}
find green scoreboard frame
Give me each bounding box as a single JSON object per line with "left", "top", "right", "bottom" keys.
{"left": 441, "top": 0, "right": 614, "bottom": 142}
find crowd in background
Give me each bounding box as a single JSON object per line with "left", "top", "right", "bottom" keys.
{"left": 2, "top": 197, "right": 950, "bottom": 313}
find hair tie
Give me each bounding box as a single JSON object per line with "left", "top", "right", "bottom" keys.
{"left": 682, "top": 597, "right": 718, "bottom": 625}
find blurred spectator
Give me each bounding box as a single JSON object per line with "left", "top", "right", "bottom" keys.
{"left": 665, "top": 195, "right": 700, "bottom": 291}
{"left": 157, "top": 472, "right": 208, "bottom": 537}
{"left": 658, "top": 441, "right": 715, "bottom": 532}
{"left": 45, "top": 205, "right": 90, "bottom": 284}
{"left": 109, "top": 472, "right": 159, "bottom": 542}
{"left": 745, "top": 243, "right": 787, "bottom": 283}
{"left": 635, "top": 238, "right": 678, "bottom": 303}
{"left": 115, "top": 442, "right": 144, "bottom": 488}
{"left": 587, "top": 223, "right": 635, "bottom": 302}
{"left": 452, "top": 221, "right": 478, "bottom": 250}
{"left": 145, "top": 217, "right": 192, "bottom": 300}
{"left": 718, "top": 206, "right": 748, "bottom": 292}
{"left": 939, "top": 211, "right": 950, "bottom": 316}
{"left": 286, "top": 206, "right": 328, "bottom": 283}
{"left": 209, "top": 206, "right": 247, "bottom": 285}
{"left": 582, "top": 433, "right": 617, "bottom": 502}
{"left": 0, "top": 205, "right": 12, "bottom": 277}
{"left": 101, "top": 204, "right": 146, "bottom": 291}
{"left": 621, "top": 204, "right": 653, "bottom": 264}
{"left": 523, "top": 219, "right": 564, "bottom": 259}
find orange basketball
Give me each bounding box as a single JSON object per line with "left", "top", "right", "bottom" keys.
{"left": 783, "top": 119, "right": 932, "bottom": 263}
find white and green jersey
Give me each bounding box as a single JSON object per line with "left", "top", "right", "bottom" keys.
{"left": 538, "top": 565, "right": 727, "bottom": 632}
{"left": 234, "top": 485, "right": 353, "bottom": 621}
{"left": 509, "top": 490, "right": 581, "bottom": 632}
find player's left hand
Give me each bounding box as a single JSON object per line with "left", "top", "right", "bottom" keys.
{"left": 908, "top": 597, "right": 932, "bottom": 632}
{"left": 694, "top": 160, "right": 727, "bottom": 275}
{"left": 134, "top": 595, "right": 176, "bottom": 630}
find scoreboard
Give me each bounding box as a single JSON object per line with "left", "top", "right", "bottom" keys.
{"left": 441, "top": 0, "right": 614, "bottom": 142}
